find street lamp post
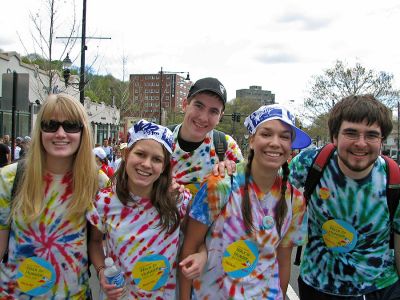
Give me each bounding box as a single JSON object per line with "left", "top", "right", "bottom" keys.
{"left": 158, "top": 67, "right": 190, "bottom": 125}
{"left": 63, "top": 53, "right": 73, "bottom": 87}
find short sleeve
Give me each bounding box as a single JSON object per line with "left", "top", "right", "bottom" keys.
{"left": 279, "top": 187, "right": 308, "bottom": 247}
{"left": 86, "top": 189, "right": 108, "bottom": 233}
{"left": 177, "top": 188, "right": 192, "bottom": 219}
{"left": 393, "top": 196, "right": 400, "bottom": 234}
{"left": 189, "top": 182, "right": 211, "bottom": 226}
{"left": 288, "top": 148, "right": 318, "bottom": 189}
{"left": 224, "top": 134, "right": 244, "bottom": 163}
{"left": 0, "top": 163, "right": 18, "bottom": 229}
{"left": 189, "top": 174, "right": 231, "bottom": 226}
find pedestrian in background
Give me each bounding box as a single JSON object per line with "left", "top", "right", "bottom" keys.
{"left": 93, "top": 146, "right": 114, "bottom": 178}
{"left": 102, "top": 138, "right": 113, "bottom": 162}
{"left": 0, "top": 93, "right": 108, "bottom": 299}
{"left": 289, "top": 95, "right": 400, "bottom": 299}
{"left": 0, "top": 140, "right": 10, "bottom": 168}
{"left": 110, "top": 143, "right": 127, "bottom": 171}
{"left": 179, "top": 104, "right": 311, "bottom": 299}
{"left": 87, "top": 119, "right": 202, "bottom": 299}
{"left": 18, "top": 136, "right": 31, "bottom": 160}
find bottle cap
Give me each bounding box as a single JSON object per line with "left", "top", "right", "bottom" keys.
{"left": 105, "top": 257, "right": 114, "bottom": 267}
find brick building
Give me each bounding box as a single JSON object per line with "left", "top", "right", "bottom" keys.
{"left": 129, "top": 72, "right": 191, "bottom": 124}
{"left": 236, "top": 85, "right": 275, "bottom": 106}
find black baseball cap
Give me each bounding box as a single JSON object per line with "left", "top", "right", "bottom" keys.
{"left": 187, "top": 77, "right": 227, "bottom": 104}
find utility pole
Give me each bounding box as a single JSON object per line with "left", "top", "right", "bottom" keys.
{"left": 56, "top": 0, "right": 110, "bottom": 105}
{"left": 79, "top": 0, "right": 87, "bottom": 104}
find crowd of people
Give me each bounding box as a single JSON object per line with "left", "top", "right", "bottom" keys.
{"left": 0, "top": 78, "right": 399, "bottom": 300}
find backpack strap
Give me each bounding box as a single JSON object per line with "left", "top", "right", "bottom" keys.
{"left": 382, "top": 155, "right": 400, "bottom": 249}
{"left": 294, "top": 144, "right": 336, "bottom": 266}
{"left": 2, "top": 161, "right": 25, "bottom": 263}
{"left": 170, "top": 124, "right": 227, "bottom": 161}
{"left": 303, "top": 143, "right": 336, "bottom": 204}
{"left": 213, "top": 129, "right": 227, "bottom": 162}
{"left": 11, "top": 160, "right": 24, "bottom": 201}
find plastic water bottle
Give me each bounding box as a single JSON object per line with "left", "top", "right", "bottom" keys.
{"left": 104, "top": 257, "right": 125, "bottom": 288}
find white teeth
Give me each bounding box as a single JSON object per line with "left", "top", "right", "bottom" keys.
{"left": 53, "top": 142, "right": 69, "bottom": 145}
{"left": 194, "top": 121, "right": 206, "bottom": 128}
{"left": 137, "top": 169, "right": 151, "bottom": 176}
{"left": 267, "top": 152, "right": 280, "bottom": 157}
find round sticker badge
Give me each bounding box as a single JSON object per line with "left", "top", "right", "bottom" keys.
{"left": 322, "top": 219, "right": 358, "bottom": 253}
{"left": 319, "top": 187, "right": 330, "bottom": 200}
{"left": 222, "top": 240, "right": 259, "bottom": 279}
{"left": 16, "top": 257, "right": 56, "bottom": 296}
{"left": 132, "top": 254, "right": 170, "bottom": 291}
{"left": 262, "top": 216, "right": 275, "bottom": 230}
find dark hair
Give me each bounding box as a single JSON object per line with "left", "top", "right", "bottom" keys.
{"left": 328, "top": 94, "right": 393, "bottom": 141}
{"left": 98, "top": 156, "right": 109, "bottom": 165}
{"left": 242, "top": 149, "right": 289, "bottom": 237}
{"left": 187, "top": 90, "right": 225, "bottom": 111}
{"left": 112, "top": 144, "right": 180, "bottom": 233}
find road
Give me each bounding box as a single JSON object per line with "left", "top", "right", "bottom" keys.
{"left": 89, "top": 249, "right": 302, "bottom": 300}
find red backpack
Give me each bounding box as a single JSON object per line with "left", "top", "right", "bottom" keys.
{"left": 294, "top": 143, "right": 400, "bottom": 265}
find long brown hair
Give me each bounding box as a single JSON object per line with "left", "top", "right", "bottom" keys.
{"left": 112, "top": 143, "right": 180, "bottom": 233}
{"left": 242, "top": 149, "right": 290, "bottom": 237}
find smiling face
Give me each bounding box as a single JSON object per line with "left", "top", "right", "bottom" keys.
{"left": 333, "top": 120, "right": 382, "bottom": 179}
{"left": 41, "top": 115, "right": 82, "bottom": 170}
{"left": 125, "top": 139, "right": 166, "bottom": 198}
{"left": 180, "top": 93, "right": 224, "bottom": 142}
{"left": 249, "top": 119, "right": 292, "bottom": 172}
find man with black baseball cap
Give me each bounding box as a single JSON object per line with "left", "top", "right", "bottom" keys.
{"left": 186, "top": 77, "right": 227, "bottom": 107}
{"left": 170, "top": 77, "right": 243, "bottom": 197}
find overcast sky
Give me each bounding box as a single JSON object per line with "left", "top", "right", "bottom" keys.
{"left": 2, "top": 0, "right": 400, "bottom": 109}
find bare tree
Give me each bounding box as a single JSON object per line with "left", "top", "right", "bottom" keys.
{"left": 304, "top": 60, "right": 400, "bottom": 119}
{"left": 116, "top": 54, "right": 131, "bottom": 110}
{"left": 18, "top": 0, "right": 78, "bottom": 99}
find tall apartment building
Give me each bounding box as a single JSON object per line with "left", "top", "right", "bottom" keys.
{"left": 236, "top": 85, "right": 275, "bottom": 105}
{"left": 129, "top": 73, "right": 191, "bottom": 124}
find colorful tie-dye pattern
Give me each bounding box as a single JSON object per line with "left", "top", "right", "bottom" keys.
{"left": 86, "top": 186, "right": 191, "bottom": 299}
{"left": 0, "top": 163, "right": 109, "bottom": 299}
{"left": 170, "top": 125, "right": 243, "bottom": 196}
{"left": 189, "top": 162, "right": 307, "bottom": 299}
{"left": 289, "top": 148, "right": 400, "bottom": 296}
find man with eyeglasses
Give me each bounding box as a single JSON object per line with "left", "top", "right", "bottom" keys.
{"left": 289, "top": 94, "right": 400, "bottom": 299}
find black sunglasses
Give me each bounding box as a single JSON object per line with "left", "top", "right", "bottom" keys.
{"left": 41, "top": 120, "right": 83, "bottom": 133}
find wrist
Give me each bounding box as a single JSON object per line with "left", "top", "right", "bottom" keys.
{"left": 96, "top": 265, "right": 106, "bottom": 277}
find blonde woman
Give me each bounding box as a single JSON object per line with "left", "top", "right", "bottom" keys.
{"left": 0, "top": 94, "right": 108, "bottom": 299}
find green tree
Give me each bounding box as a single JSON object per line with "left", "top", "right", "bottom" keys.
{"left": 216, "top": 97, "right": 261, "bottom": 153}
{"left": 305, "top": 113, "right": 330, "bottom": 146}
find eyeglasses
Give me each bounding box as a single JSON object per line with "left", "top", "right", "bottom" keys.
{"left": 341, "top": 131, "right": 382, "bottom": 143}
{"left": 41, "top": 120, "right": 83, "bottom": 133}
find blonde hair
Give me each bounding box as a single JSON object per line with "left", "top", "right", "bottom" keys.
{"left": 12, "top": 93, "right": 99, "bottom": 222}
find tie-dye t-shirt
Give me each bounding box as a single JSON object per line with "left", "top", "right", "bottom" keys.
{"left": 0, "top": 162, "right": 109, "bottom": 299}
{"left": 86, "top": 186, "right": 191, "bottom": 299}
{"left": 171, "top": 124, "right": 243, "bottom": 197}
{"left": 189, "top": 162, "right": 307, "bottom": 300}
{"left": 289, "top": 148, "right": 400, "bottom": 296}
